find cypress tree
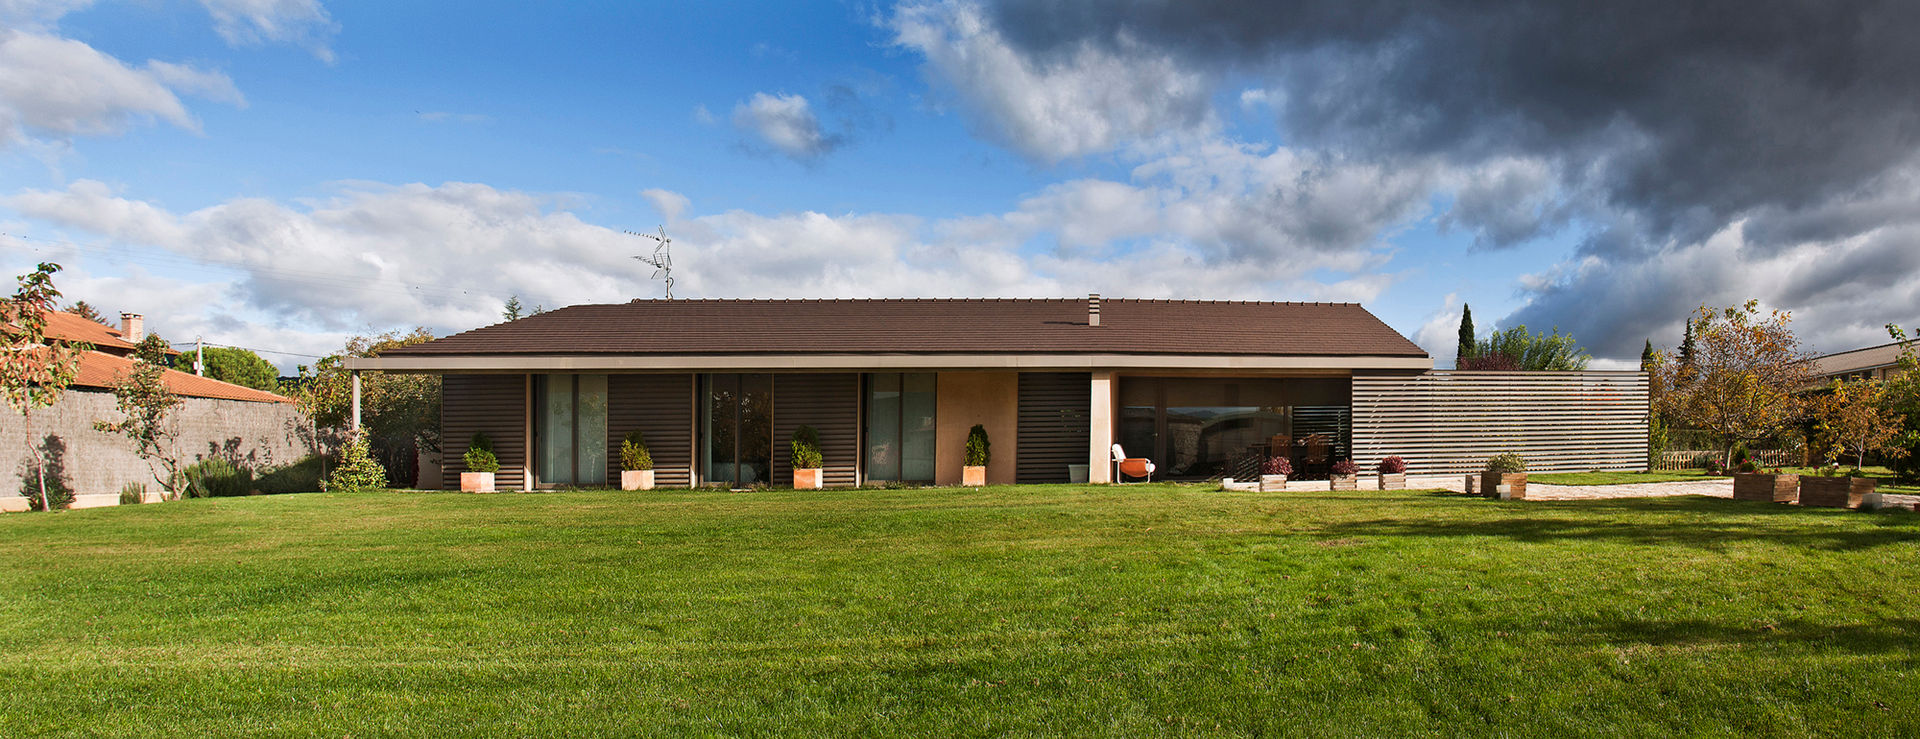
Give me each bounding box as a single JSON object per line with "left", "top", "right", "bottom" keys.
{"left": 1679, "top": 320, "right": 1696, "bottom": 366}
{"left": 1640, "top": 339, "right": 1655, "bottom": 371}
{"left": 1456, "top": 304, "right": 1476, "bottom": 367}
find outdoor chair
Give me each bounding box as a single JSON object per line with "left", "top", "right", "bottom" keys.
{"left": 1112, "top": 444, "right": 1155, "bottom": 483}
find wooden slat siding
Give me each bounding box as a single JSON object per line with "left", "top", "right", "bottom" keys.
{"left": 1351, "top": 370, "right": 1649, "bottom": 475}
{"left": 606, "top": 374, "right": 694, "bottom": 487}
{"left": 771, "top": 373, "right": 860, "bottom": 487}
{"left": 1017, "top": 372, "right": 1092, "bottom": 483}
{"left": 441, "top": 374, "right": 528, "bottom": 490}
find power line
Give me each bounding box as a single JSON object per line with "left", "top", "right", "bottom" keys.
{"left": 169, "top": 340, "right": 328, "bottom": 359}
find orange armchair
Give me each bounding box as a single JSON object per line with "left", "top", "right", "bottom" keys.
{"left": 1111, "top": 444, "right": 1156, "bottom": 483}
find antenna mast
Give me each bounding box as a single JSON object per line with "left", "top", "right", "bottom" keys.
{"left": 627, "top": 226, "right": 674, "bottom": 299}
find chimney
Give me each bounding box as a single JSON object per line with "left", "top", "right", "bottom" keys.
{"left": 1088, "top": 293, "right": 1101, "bottom": 327}
{"left": 120, "top": 312, "right": 144, "bottom": 343}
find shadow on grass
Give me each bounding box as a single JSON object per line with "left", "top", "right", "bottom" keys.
{"left": 1325, "top": 496, "right": 1920, "bottom": 551}
{"left": 1581, "top": 618, "right": 1920, "bottom": 661}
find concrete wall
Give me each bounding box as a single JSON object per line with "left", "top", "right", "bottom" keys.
{"left": 933, "top": 371, "right": 1018, "bottom": 485}
{"left": 1, "top": 388, "right": 319, "bottom": 508}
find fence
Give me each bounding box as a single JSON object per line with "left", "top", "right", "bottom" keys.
{"left": 1653, "top": 448, "right": 1802, "bottom": 471}
{"left": 1351, "top": 370, "right": 1649, "bottom": 475}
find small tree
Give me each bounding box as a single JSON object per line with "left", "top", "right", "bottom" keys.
{"left": 94, "top": 349, "right": 185, "bottom": 498}
{"left": 621, "top": 430, "right": 653, "bottom": 471}
{"left": 2, "top": 263, "right": 88, "bottom": 511}
{"left": 1456, "top": 303, "right": 1475, "bottom": 367}
{"left": 327, "top": 436, "right": 388, "bottom": 492}
{"left": 1813, "top": 379, "right": 1906, "bottom": 471}
{"left": 464, "top": 432, "right": 500, "bottom": 473}
{"left": 790, "top": 425, "right": 822, "bottom": 469}
{"left": 502, "top": 296, "right": 524, "bottom": 321}
{"left": 65, "top": 300, "right": 112, "bottom": 326}
{"left": 964, "top": 424, "right": 990, "bottom": 467}
{"left": 1882, "top": 324, "right": 1920, "bottom": 482}
{"left": 197, "top": 347, "right": 279, "bottom": 390}
{"left": 1655, "top": 301, "right": 1814, "bottom": 466}
{"left": 1460, "top": 326, "right": 1591, "bottom": 371}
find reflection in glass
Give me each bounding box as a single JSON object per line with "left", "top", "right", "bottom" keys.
{"left": 704, "top": 374, "right": 771, "bottom": 485}
{"left": 902, "top": 373, "right": 937, "bottom": 482}
{"left": 576, "top": 374, "right": 608, "bottom": 485}
{"left": 865, "top": 373, "right": 901, "bottom": 482}
{"left": 1116, "top": 377, "right": 1350, "bottom": 480}
{"left": 865, "top": 373, "right": 936, "bottom": 482}
{"left": 536, "top": 374, "right": 608, "bottom": 486}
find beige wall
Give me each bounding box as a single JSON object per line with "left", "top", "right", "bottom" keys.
{"left": 933, "top": 371, "right": 1018, "bottom": 485}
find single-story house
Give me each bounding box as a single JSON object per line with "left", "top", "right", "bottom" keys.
{"left": 1, "top": 311, "right": 317, "bottom": 511}
{"left": 349, "top": 296, "right": 1649, "bottom": 490}
{"left": 1807, "top": 339, "right": 1914, "bottom": 385}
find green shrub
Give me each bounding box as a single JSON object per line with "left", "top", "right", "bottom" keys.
{"left": 17, "top": 468, "right": 74, "bottom": 512}
{"left": 327, "top": 438, "right": 388, "bottom": 493}
{"left": 464, "top": 432, "right": 500, "bottom": 473}
{"left": 964, "top": 424, "right": 990, "bottom": 467}
{"left": 1484, "top": 453, "right": 1527, "bottom": 474}
{"left": 790, "top": 425, "right": 822, "bottom": 469}
{"left": 620, "top": 430, "right": 653, "bottom": 471}
{"left": 181, "top": 458, "right": 253, "bottom": 498}
{"left": 257, "top": 454, "right": 330, "bottom": 494}
{"left": 119, "top": 481, "right": 147, "bottom": 505}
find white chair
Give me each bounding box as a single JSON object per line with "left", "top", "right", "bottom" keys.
{"left": 1111, "top": 444, "right": 1155, "bottom": 483}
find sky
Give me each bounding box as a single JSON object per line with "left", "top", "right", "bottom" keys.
{"left": 2, "top": 0, "right": 1917, "bottom": 373}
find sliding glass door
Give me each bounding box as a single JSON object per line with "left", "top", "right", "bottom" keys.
{"left": 535, "top": 374, "right": 608, "bottom": 486}
{"left": 703, "top": 374, "right": 772, "bottom": 485}
{"left": 864, "top": 373, "right": 935, "bottom": 483}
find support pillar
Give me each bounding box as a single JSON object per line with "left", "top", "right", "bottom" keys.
{"left": 1088, "top": 370, "right": 1114, "bottom": 483}
{"left": 350, "top": 371, "right": 362, "bottom": 435}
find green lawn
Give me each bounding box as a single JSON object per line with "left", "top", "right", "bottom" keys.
{"left": 4, "top": 485, "right": 1919, "bottom": 736}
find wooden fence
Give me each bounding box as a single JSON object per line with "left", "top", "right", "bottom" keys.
{"left": 1351, "top": 370, "right": 1649, "bottom": 475}
{"left": 1653, "top": 448, "right": 1800, "bottom": 471}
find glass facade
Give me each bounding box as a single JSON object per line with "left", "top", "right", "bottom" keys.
{"left": 534, "top": 374, "right": 608, "bottom": 486}
{"left": 703, "top": 373, "right": 773, "bottom": 485}
{"left": 1118, "top": 377, "right": 1350, "bottom": 480}
{"left": 864, "top": 372, "right": 936, "bottom": 482}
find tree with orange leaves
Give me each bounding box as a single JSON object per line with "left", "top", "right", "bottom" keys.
{"left": 1812, "top": 379, "right": 1905, "bottom": 471}
{"left": 1652, "top": 300, "right": 1814, "bottom": 467}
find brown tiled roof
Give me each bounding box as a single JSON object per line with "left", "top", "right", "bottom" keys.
{"left": 37, "top": 311, "right": 140, "bottom": 354}
{"left": 70, "top": 350, "right": 293, "bottom": 403}
{"left": 384, "top": 299, "right": 1428, "bottom": 358}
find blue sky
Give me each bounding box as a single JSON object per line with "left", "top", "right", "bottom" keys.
{"left": 4, "top": 1, "right": 1913, "bottom": 371}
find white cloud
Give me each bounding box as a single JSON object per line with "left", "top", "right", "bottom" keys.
{"left": 732, "top": 92, "right": 838, "bottom": 160}
{"left": 197, "top": 0, "right": 339, "bottom": 63}
{"left": 640, "top": 188, "right": 690, "bottom": 222}
{"left": 889, "top": 0, "right": 1215, "bottom": 162}
{"left": 0, "top": 30, "right": 242, "bottom": 145}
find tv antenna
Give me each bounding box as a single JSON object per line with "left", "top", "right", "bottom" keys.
{"left": 627, "top": 226, "right": 673, "bottom": 298}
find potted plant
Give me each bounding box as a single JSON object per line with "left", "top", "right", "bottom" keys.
{"left": 620, "top": 430, "right": 654, "bottom": 491}
{"left": 791, "top": 425, "right": 824, "bottom": 490}
{"left": 1259, "top": 456, "right": 1291, "bottom": 492}
{"left": 962, "top": 424, "right": 989, "bottom": 487}
{"left": 1799, "top": 465, "right": 1873, "bottom": 509}
{"left": 1732, "top": 465, "right": 1798, "bottom": 503}
{"left": 1329, "top": 459, "right": 1359, "bottom": 491}
{"left": 1481, "top": 453, "right": 1527, "bottom": 500}
{"left": 462, "top": 432, "right": 499, "bottom": 493}
{"left": 1376, "top": 455, "right": 1408, "bottom": 490}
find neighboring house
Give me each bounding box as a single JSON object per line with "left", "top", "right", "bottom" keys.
{"left": 350, "top": 296, "right": 1648, "bottom": 489}
{"left": 1808, "top": 339, "right": 1914, "bottom": 385}
{"left": 1, "top": 311, "right": 318, "bottom": 511}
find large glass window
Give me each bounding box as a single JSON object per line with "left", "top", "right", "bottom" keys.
{"left": 1117, "top": 377, "right": 1349, "bottom": 480}
{"left": 535, "top": 374, "right": 608, "bottom": 486}
{"left": 703, "top": 374, "right": 772, "bottom": 485}
{"left": 865, "top": 373, "right": 936, "bottom": 482}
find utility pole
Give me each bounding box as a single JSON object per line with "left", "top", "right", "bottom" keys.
{"left": 195, "top": 336, "right": 205, "bottom": 376}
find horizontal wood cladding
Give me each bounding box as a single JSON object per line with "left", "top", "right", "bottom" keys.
{"left": 1351, "top": 371, "right": 1648, "bottom": 475}
{"left": 1017, "top": 372, "right": 1091, "bottom": 483}
{"left": 607, "top": 374, "right": 694, "bottom": 487}
{"left": 772, "top": 373, "right": 860, "bottom": 487}
{"left": 441, "top": 374, "right": 528, "bottom": 490}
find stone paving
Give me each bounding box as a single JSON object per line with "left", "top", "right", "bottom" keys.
{"left": 1247, "top": 474, "right": 1920, "bottom": 510}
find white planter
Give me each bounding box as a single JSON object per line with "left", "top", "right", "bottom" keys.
{"left": 460, "top": 471, "right": 496, "bottom": 493}
{"left": 1259, "top": 474, "right": 1287, "bottom": 492}
{"left": 622, "top": 469, "right": 654, "bottom": 491}
{"left": 793, "top": 468, "right": 822, "bottom": 490}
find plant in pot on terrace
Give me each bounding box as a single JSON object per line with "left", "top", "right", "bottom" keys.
{"left": 1482, "top": 453, "right": 1527, "bottom": 500}
{"left": 790, "top": 425, "right": 824, "bottom": 490}
{"left": 462, "top": 432, "right": 500, "bottom": 493}
{"left": 962, "top": 424, "right": 990, "bottom": 487}
{"left": 620, "top": 430, "right": 654, "bottom": 491}
{"left": 1328, "top": 459, "right": 1359, "bottom": 491}
{"left": 1259, "top": 455, "right": 1291, "bottom": 492}
{"left": 1376, "top": 455, "right": 1408, "bottom": 490}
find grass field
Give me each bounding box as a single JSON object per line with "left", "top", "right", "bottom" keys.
{"left": 4, "top": 484, "right": 1919, "bottom": 736}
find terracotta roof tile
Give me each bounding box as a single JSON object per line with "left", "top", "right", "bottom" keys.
{"left": 70, "top": 350, "right": 293, "bottom": 403}
{"left": 384, "top": 298, "right": 1428, "bottom": 358}
{"left": 37, "top": 311, "right": 140, "bottom": 353}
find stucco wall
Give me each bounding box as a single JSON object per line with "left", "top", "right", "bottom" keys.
{"left": 2, "top": 388, "right": 319, "bottom": 505}
{"left": 934, "top": 371, "right": 1018, "bottom": 485}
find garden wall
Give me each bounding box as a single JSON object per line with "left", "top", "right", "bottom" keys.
{"left": 1, "top": 388, "right": 319, "bottom": 509}
{"left": 1350, "top": 370, "right": 1649, "bottom": 475}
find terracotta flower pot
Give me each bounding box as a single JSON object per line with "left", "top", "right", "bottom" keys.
{"left": 794, "top": 468, "right": 823, "bottom": 490}
{"left": 1259, "top": 474, "right": 1287, "bottom": 492}
{"left": 1377, "top": 473, "right": 1406, "bottom": 490}
{"left": 1798, "top": 475, "right": 1872, "bottom": 508}
{"left": 460, "top": 471, "right": 496, "bottom": 493}
{"left": 962, "top": 465, "right": 986, "bottom": 487}
{"left": 1481, "top": 472, "right": 1526, "bottom": 500}
{"left": 1329, "top": 474, "right": 1357, "bottom": 491}
{"left": 1732, "top": 473, "right": 1797, "bottom": 503}
{"left": 621, "top": 469, "right": 654, "bottom": 491}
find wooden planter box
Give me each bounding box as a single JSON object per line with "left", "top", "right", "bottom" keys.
{"left": 1377, "top": 473, "right": 1406, "bottom": 490}
{"left": 1732, "top": 473, "right": 1797, "bottom": 503}
{"left": 1259, "top": 474, "right": 1287, "bottom": 492}
{"left": 460, "top": 471, "right": 496, "bottom": 493}
{"left": 1481, "top": 472, "right": 1527, "bottom": 500}
{"left": 962, "top": 466, "right": 986, "bottom": 487}
{"left": 1329, "top": 474, "right": 1358, "bottom": 491}
{"left": 793, "top": 468, "right": 823, "bottom": 490}
{"left": 621, "top": 469, "right": 654, "bottom": 491}
{"left": 1798, "top": 476, "right": 1873, "bottom": 509}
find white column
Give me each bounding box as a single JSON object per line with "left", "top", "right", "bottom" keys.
{"left": 1088, "top": 370, "right": 1114, "bottom": 483}
{"left": 350, "top": 371, "right": 362, "bottom": 434}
